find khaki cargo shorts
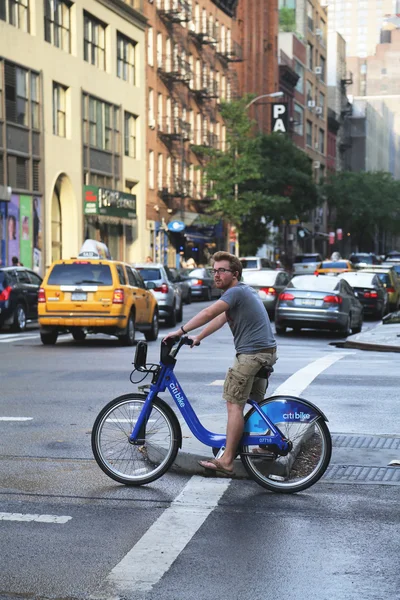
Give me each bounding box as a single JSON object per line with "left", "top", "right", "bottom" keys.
{"left": 223, "top": 348, "right": 277, "bottom": 407}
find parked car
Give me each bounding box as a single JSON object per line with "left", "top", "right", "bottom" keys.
{"left": 382, "top": 260, "right": 400, "bottom": 278}
{"left": 315, "top": 260, "right": 355, "bottom": 275}
{"left": 0, "top": 267, "right": 42, "bottom": 332}
{"left": 359, "top": 266, "right": 400, "bottom": 311}
{"left": 134, "top": 263, "right": 183, "bottom": 326}
{"left": 338, "top": 271, "right": 388, "bottom": 319}
{"left": 349, "top": 252, "right": 381, "bottom": 267}
{"left": 240, "top": 256, "right": 275, "bottom": 270}
{"left": 39, "top": 257, "right": 158, "bottom": 345}
{"left": 292, "top": 253, "right": 323, "bottom": 275}
{"left": 275, "top": 274, "right": 363, "bottom": 335}
{"left": 241, "top": 269, "right": 291, "bottom": 317}
{"left": 169, "top": 267, "right": 192, "bottom": 304}
{"left": 180, "top": 267, "right": 220, "bottom": 300}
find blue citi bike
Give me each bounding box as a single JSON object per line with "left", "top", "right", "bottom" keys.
{"left": 91, "top": 337, "right": 332, "bottom": 493}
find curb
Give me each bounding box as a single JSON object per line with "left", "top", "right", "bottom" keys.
{"left": 341, "top": 341, "right": 400, "bottom": 353}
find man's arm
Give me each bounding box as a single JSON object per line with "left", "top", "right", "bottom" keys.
{"left": 196, "top": 312, "right": 227, "bottom": 342}
{"left": 163, "top": 299, "right": 229, "bottom": 341}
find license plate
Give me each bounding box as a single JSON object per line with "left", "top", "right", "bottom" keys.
{"left": 72, "top": 292, "right": 87, "bottom": 301}
{"left": 302, "top": 299, "right": 315, "bottom": 306}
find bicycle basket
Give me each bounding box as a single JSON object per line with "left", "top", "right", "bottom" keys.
{"left": 134, "top": 341, "right": 148, "bottom": 370}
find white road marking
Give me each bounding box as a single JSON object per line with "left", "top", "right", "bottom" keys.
{"left": 208, "top": 379, "right": 225, "bottom": 386}
{"left": 0, "top": 512, "right": 71, "bottom": 524}
{"left": 0, "top": 417, "right": 33, "bottom": 421}
{"left": 273, "top": 353, "right": 347, "bottom": 397}
{"left": 92, "top": 476, "right": 230, "bottom": 598}
{"left": 0, "top": 334, "right": 40, "bottom": 343}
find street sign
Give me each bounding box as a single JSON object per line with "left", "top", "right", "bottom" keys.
{"left": 271, "top": 103, "right": 288, "bottom": 133}
{"left": 167, "top": 220, "right": 185, "bottom": 232}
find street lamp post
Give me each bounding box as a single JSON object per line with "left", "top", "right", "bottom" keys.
{"left": 232, "top": 91, "right": 284, "bottom": 257}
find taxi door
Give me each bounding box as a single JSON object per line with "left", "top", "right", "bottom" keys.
{"left": 123, "top": 265, "right": 146, "bottom": 323}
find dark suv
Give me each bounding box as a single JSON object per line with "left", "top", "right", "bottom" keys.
{"left": 0, "top": 267, "right": 42, "bottom": 331}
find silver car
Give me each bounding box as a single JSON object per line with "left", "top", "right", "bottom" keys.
{"left": 292, "top": 253, "right": 323, "bottom": 275}
{"left": 275, "top": 274, "right": 363, "bottom": 336}
{"left": 241, "top": 269, "right": 291, "bottom": 317}
{"left": 134, "top": 263, "right": 183, "bottom": 327}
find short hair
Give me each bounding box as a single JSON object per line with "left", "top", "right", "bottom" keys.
{"left": 212, "top": 251, "right": 242, "bottom": 278}
{"left": 12, "top": 256, "right": 19, "bottom": 265}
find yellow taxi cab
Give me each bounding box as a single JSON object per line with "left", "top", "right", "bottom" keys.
{"left": 38, "top": 240, "right": 159, "bottom": 345}
{"left": 315, "top": 260, "right": 355, "bottom": 275}
{"left": 359, "top": 265, "right": 400, "bottom": 311}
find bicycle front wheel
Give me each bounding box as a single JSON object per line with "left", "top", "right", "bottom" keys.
{"left": 241, "top": 396, "right": 332, "bottom": 493}
{"left": 91, "top": 393, "right": 181, "bottom": 485}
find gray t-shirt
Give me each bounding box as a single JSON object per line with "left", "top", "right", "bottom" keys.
{"left": 220, "top": 282, "right": 276, "bottom": 354}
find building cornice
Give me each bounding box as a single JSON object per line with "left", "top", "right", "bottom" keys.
{"left": 97, "top": 0, "right": 148, "bottom": 29}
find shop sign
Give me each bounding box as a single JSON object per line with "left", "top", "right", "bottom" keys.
{"left": 83, "top": 186, "right": 137, "bottom": 219}
{"left": 167, "top": 220, "right": 185, "bottom": 232}
{"left": 271, "top": 103, "right": 288, "bottom": 133}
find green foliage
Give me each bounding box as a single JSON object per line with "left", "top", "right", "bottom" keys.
{"left": 279, "top": 7, "right": 296, "bottom": 32}
{"left": 198, "top": 98, "right": 319, "bottom": 255}
{"left": 322, "top": 171, "right": 400, "bottom": 250}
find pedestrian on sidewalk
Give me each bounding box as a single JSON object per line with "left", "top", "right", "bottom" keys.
{"left": 163, "top": 250, "right": 277, "bottom": 476}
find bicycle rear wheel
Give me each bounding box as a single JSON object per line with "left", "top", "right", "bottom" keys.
{"left": 241, "top": 396, "right": 332, "bottom": 493}
{"left": 91, "top": 393, "right": 181, "bottom": 485}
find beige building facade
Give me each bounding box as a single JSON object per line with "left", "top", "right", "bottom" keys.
{"left": 0, "top": 0, "right": 147, "bottom": 273}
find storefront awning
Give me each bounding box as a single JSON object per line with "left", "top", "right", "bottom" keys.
{"left": 181, "top": 211, "right": 200, "bottom": 226}
{"left": 185, "top": 232, "right": 215, "bottom": 243}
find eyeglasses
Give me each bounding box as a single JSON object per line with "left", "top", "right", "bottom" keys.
{"left": 211, "top": 268, "right": 234, "bottom": 275}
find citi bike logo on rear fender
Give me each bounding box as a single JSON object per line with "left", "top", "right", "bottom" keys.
{"left": 169, "top": 382, "right": 185, "bottom": 408}
{"left": 283, "top": 411, "right": 311, "bottom": 420}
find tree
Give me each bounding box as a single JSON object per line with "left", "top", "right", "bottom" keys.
{"left": 279, "top": 7, "right": 296, "bottom": 33}
{"left": 196, "top": 99, "right": 318, "bottom": 255}
{"left": 322, "top": 171, "right": 400, "bottom": 252}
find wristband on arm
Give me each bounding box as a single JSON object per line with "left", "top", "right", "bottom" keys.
{"left": 180, "top": 325, "right": 188, "bottom": 335}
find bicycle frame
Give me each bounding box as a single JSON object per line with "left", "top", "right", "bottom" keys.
{"left": 129, "top": 362, "right": 290, "bottom": 452}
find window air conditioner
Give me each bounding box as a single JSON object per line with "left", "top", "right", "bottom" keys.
{"left": 314, "top": 142, "right": 319, "bottom": 150}
{"left": 313, "top": 160, "right": 321, "bottom": 169}
{"left": 308, "top": 100, "right": 316, "bottom": 108}
{"left": 315, "top": 66, "right": 323, "bottom": 75}
{"left": 149, "top": 118, "right": 156, "bottom": 130}
{"left": 315, "top": 106, "right": 323, "bottom": 115}
{"left": 316, "top": 28, "right": 323, "bottom": 37}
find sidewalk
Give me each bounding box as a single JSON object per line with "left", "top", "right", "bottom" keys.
{"left": 172, "top": 321, "right": 400, "bottom": 478}
{"left": 338, "top": 322, "right": 400, "bottom": 353}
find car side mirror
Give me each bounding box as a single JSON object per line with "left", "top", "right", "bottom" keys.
{"left": 145, "top": 281, "right": 156, "bottom": 290}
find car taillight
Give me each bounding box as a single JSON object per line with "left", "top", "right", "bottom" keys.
{"left": 323, "top": 294, "right": 342, "bottom": 304}
{"left": 191, "top": 279, "right": 203, "bottom": 286}
{"left": 0, "top": 285, "right": 12, "bottom": 302}
{"left": 260, "top": 287, "right": 277, "bottom": 296}
{"left": 38, "top": 287, "right": 46, "bottom": 303}
{"left": 279, "top": 292, "right": 295, "bottom": 301}
{"left": 364, "top": 291, "right": 378, "bottom": 298}
{"left": 154, "top": 284, "right": 169, "bottom": 293}
{"left": 113, "top": 288, "right": 125, "bottom": 304}
{"left": 386, "top": 286, "right": 395, "bottom": 293}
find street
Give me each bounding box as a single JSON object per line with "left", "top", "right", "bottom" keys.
{"left": 1, "top": 303, "right": 399, "bottom": 600}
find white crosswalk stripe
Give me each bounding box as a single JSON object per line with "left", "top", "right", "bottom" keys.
{"left": 0, "top": 512, "right": 72, "bottom": 524}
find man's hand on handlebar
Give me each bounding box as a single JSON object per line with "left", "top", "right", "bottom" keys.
{"left": 162, "top": 329, "right": 184, "bottom": 343}
{"left": 187, "top": 335, "right": 201, "bottom": 348}
{"left": 162, "top": 329, "right": 201, "bottom": 349}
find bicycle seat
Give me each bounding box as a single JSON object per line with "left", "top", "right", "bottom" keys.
{"left": 255, "top": 365, "right": 274, "bottom": 379}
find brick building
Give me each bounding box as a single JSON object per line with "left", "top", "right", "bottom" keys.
{"left": 144, "top": 0, "right": 241, "bottom": 265}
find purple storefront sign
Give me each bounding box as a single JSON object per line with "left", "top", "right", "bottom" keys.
{"left": 0, "top": 202, "right": 7, "bottom": 267}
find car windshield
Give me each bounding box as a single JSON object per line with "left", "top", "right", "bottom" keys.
{"left": 351, "top": 255, "right": 374, "bottom": 264}
{"left": 289, "top": 276, "right": 338, "bottom": 292}
{"left": 240, "top": 259, "right": 258, "bottom": 269}
{"left": 339, "top": 273, "right": 374, "bottom": 286}
{"left": 376, "top": 273, "right": 390, "bottom": 285}
{"left": 242, "top": 271, "right": 276, "bottom": 285}
{"left": 320, "top": 261, "right": 348, "bottom": 269}
{"left": 385, "top": 264, "right": 400, "bottom": 275}
{"left": 294, "top": 255, "right": 320, "bottom": 263}
{"left": 47, "top": 263, "right": 112, "bottom": 285}
{"left": 136, "top": 268, "right": 162, "bottom": 281}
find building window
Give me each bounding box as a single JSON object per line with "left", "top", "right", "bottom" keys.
{"left": 319, "top": 56, "right": 326, "bottom": 81}
{"left": 0, "top": 66, "right": 3, "bottom": 120}
{"left": 295, "top": 61, "right": 304, "bottom": 94}
{"left": 117, "top": 33, "right": 136, "bottom": 84}
{"left": 157, "top": 153, "right": 163, "bottom": 191}
{"left": 307, "top": 1, "right": 313, "bottom": 31}
{"left": 5, "top": 63, "right": 28, "bottom": 126}
{"left": 148, "top": 26, "right": 153, "bottom": 66}
{"left": 53, "top": 82, "right": 67, "bottom": 136}
{"left": 319, "top": 92, "right": 325, "bottom": 115}
{"left": 148, "top": 88, "right": 154, "bottom": 126}
{"left": 124, "top": 112, "right": 137, "bottom": 158}
{"left": 44, "top": 0, "right": 71, "bottom": 53}
{"left": 293, "top": 103, "right": 303, "bottom": 136}
{"left": 32, "top": 159, "right": 40, "bottom": 191}
{"left": 149, "top": 150, "right": 154, "bottom": 189}
{"left": 7, "top": 155, "right": 29, "bottom": 190}
{"left": 157, "top": 32, "right": 163, "bottom": 68}
{"left": 157, "top": 93, "right": 163, "bottom": 130}
{"left": 84, "top": 94, "right": 119, "bottom": 152}
{"left": 307, "top": 43, "right": 313, "bottom": 70}
{"left": 306, "top": 120, "right": 312, "bottom": 146}
{"left": 0, "top": 0, "right": 29, "bottom": 31}
{"left": 31, "top": 72, "right": 40, "bottom": 129}
{"left": 83, "top": 12, "right": 106, "bottom": 71}
{"left": 319, "top": 128, "right": 325, "bottom": 153}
